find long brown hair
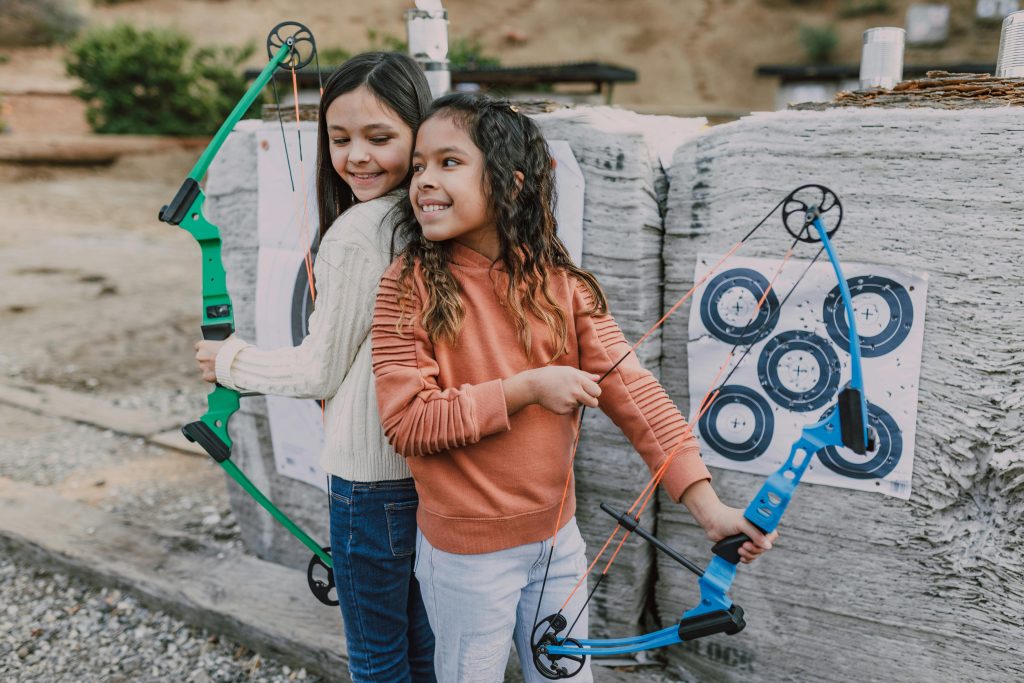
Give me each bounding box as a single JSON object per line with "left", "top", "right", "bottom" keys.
{"left": 394, "top": 93, "right": 607, "bottom": 361}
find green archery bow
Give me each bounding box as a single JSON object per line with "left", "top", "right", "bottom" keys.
{"left": 159, "top": 21, "right": 335, "bottom": 606}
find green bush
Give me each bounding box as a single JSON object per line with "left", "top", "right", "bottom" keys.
{"left": 320, "top": 31, "right": 500, "bottom": 70}
{"left": 319, "top": 46, "right": 353, "bottom": 67}
{"left": 366, "top": 29, "right": 408, "bottom": 53}
{"left": 838, "top": 0, "right": 891, "bottom": 18}
{"left": 449, "top": 37, "right": 500, "bottom": 69}
{"left": 799, "top": 25, "right": 839, "bottom": 63}
{"left": 65, "top": 24, "right": 255, "bottom": 136}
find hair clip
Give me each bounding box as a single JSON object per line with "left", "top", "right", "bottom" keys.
{"left": 508, "top": 104, "right": 520, "bottom": 113}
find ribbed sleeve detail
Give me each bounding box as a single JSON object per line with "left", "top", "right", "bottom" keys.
{"left": 574, "top": 282, "right": 710, "bottom": 503}
{"left": 372, "top": 264, "right": 511, "bottom": 458}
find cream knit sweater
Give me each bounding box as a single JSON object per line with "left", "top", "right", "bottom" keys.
{"left": 215, "top": 191, "right": 410, "bottom": 482}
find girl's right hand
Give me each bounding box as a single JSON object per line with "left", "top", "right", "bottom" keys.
{"left": 528, "top": 366, "right": 602, "bottom": 414}
{"left": 194, "top": 339, "right": 225, "bottom": 384}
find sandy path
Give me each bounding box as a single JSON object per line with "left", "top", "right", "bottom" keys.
{"left": 0, "top": 151, "right": 208, "bottom": 402}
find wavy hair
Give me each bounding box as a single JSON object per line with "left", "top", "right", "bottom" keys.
{"left": 394, "top": 93, "right": 607, "bottom": 361}
{"left": 315, "top": 52, "right": 432, "bottom": 242}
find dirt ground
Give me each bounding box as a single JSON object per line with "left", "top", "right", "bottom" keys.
{"left": 0, "top": 151, "right": 202, "bottom": 396}
{"left": 0, "top": 148, "right": 224, "bottom": 520}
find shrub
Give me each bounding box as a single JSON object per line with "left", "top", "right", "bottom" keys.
{"left": 65, "top": 24, "right": 255, "bottom": 136}
{"left": 799, "top": 25, "right": 839, "bottom": 63}
{"left": 449, "top": 37, "right": 500, "bottom": 69}
{"left": 0, "top": 0, "right": 84, "bottom": 47}
{"left": 839, "top": 1, "right": 891, "bottom": 19}
{"left": 366, "top": 29, "right": 408, "bottom": 53}
{"left": 319, "top": 46, "right": 352, "bottom": 67}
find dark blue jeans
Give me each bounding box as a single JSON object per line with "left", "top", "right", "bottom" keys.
{"left": 329, "top": 476, "right": 436, "bottom": 683}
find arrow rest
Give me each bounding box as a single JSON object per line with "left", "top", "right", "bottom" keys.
{"left": 266, "top": 21, "right": 317, "bottom": 70}
{"left": 306, "top": 546, "right": 338, "bottom": 606}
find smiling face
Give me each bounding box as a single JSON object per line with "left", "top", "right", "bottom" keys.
{"left": 410, "top": 114, "right": 498, "bottom": 257}
{"left": 325, "top": 85, "right": 414, "bottom": 202}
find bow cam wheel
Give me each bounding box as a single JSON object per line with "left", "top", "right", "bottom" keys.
{"left": 533, "top": 637, "right": 587, "bottom": 680}
{"left": 781, "top": 184, "right": 842, "bottom": 243}
{"left": 306, "top": 546, "right": 338, "bottom": 606}
{"left": 267, "top": 21, "right": 317, "bottom": 70}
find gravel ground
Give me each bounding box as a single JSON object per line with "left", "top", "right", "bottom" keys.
{"left": 0, "top": 401, "right": 243, "bottom": 552}
{"left": 0, "top": 555, "right": 322, "bottom": 683}
{"left": 0, "top": 153, "right": 341, "bottom": 682}
{"left": 0, "top": 398, "right": 328, "bottom": 682}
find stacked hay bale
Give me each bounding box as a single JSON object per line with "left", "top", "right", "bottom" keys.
{"left": 207, "top": 109, "right": 707, "bottom": 649}
{"left": 533, "top": 108, "right": 704, "bottom": 640}
{"left": 658, "top": 108, "right": 1024, "bottom": 682}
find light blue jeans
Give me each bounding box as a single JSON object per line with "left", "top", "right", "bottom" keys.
{"left": 414, "top": 518, "right": 594, "bottom": 683}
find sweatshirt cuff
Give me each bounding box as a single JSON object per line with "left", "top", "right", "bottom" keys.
{"left": 214, "top": 335, "right": 249, "bottom": 390}
{"left": 466, "top": 378, "right": 511, "bottom": 438}
{"left": 659, "top": 447, "right": 712, "bottom": 503}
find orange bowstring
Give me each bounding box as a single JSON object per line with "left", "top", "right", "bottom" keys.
{"left": 555, "top": 243, "right": 797, "bottom": 611}
{"left": 546, "top": 240, "right": 749, "bottom": 548}
{"left": 559, "top": 391, "right": 719, "bottom": 611}
{"left": 290, "top": 67, "right": 316, "bottom": 308}
{"left": 285, "top": 67, "right": 322, "bottom": 420}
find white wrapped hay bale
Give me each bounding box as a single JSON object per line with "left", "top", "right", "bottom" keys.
{"left": 658, "top": 108, "right": 1024, "bottom": 682}
{"left": 533, "top": 107, "right": 705, "bottom": 640}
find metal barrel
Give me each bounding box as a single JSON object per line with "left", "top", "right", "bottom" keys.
{"left": 859, "top": 27, "right": 906, "bottom": 90}
{"left": 405, "top": 8, "right": 450, "bottom": 98}
{"left": 996, "top": 10, "right": 1024, "bottom": 78}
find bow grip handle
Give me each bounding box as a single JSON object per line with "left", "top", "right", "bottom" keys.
{"left": 711, "top": 533, "right": 751, "bottom": 565}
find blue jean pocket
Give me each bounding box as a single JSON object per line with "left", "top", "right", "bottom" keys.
{"left": 384, "top": 499, "right": 418, "bottom": 557}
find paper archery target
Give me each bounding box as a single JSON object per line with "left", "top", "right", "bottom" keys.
{"left": 697, "top": 385, "right": 775, "bottom": 462}
{"left": 757, "top": 330, "right": 840, "bottom": 412}
{"left": 290, "top": 249, "right": 317, "bottom": 345}
{"left": 823, "top": 275, "right": 913, "bottom": 358}
{"left": 699, "top": 268, "right": 780, "bottom": 346}
{"left": 816, "top": 401, "right": 902, "bottom": 479}
{"left": 689, "top": 252, "right": 926, "bottom": 499}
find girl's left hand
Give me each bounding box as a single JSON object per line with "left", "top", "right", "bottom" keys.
{"left": 702, "top": 504, "right": 779, "bottom": 564}
{"left": 682, "top": 480, "right": 778, "bottom": 564}
{"left": 194, "top": 339, "right": 225, "bottom": 383}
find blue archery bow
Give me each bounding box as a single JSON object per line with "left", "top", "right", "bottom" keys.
{"left": 532, "top": 184, "right": 876, "bottom": 678}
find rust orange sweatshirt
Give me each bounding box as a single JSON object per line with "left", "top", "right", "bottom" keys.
{"left": 371, "top": 243, "right": 710, "bottom": 554}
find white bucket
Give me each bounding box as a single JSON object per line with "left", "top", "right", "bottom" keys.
{"left": 859, "top": 27, "right": 906, "bottom": 90}
{"left": 996, "top": 10, "right": 1024, "bottom": 77}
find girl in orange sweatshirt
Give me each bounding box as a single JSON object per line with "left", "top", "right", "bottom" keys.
{"left": 371, "top": 93, "right": 776, "bottom": 682}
